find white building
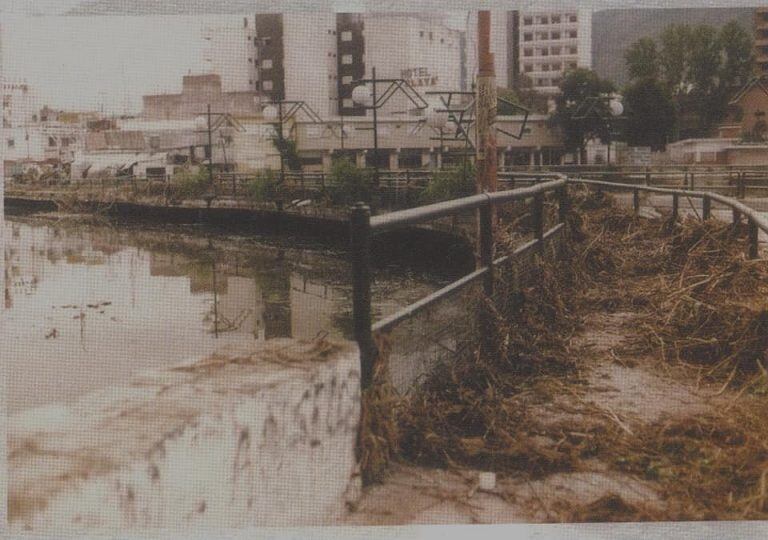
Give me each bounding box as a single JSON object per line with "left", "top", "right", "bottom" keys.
{"left": 465, "top": 11, "right": 514, "bottom": 90}
{"left": 519, "top": 9, "right": 593, "bottom": 94}
{"left": 3, "top": 81, "right": 39, "bottom": 128}
{"left": 201, "top": 17, "right": 255, "bottom": 93}
{"left": 254, "top": 12, "right": 466, "bottom": 120}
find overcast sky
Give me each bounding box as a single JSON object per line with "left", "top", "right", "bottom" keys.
{"left": 2, "top": 2, "right": 765, "bottom": 114}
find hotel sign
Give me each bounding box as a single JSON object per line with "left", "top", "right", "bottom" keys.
{"left": 401, "top": 67, "right": 438, "bottom": 87}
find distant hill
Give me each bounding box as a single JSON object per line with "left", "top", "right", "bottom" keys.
{"left": 592, "top": 7, "right": 755, "bottom": 89}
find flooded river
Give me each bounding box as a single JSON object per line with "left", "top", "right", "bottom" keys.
{"left": 3, "top": 216, "right": 443, "bottom": 414}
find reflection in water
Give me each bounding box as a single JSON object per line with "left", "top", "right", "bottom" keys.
{"left": 4, "top": 218, "right": 431, "bottom": 414}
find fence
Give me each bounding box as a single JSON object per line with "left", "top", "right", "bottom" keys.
{"left": 349, "top": 173, "right": 768, "bottom": 391}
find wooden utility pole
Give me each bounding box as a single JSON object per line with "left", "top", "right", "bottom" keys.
{"left": 476, "top": 10, "right": 498, "bottom": 194}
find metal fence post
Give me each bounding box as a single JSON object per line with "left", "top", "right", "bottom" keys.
{"left": 671, "top": 193, "right": 679, "bottom": 222}
{"left": 645, "top": 167, "right": 651, "bottom": 186}
{"left": 702, "top": 195, "right": 711, "bottom": 221}
{"left": 733, "top": 208, "right": 742, "bottom": 228}
{"left": 350, "top": 203, "right": 375, "bottom": 389}
{"left": 533, "top": 193, "right": 545, "bottom": 240}
{"left": 558, "top": 185, "right": 569, "bottom": 224}
{"left": 749, "top": 218, "right": 759, "bottom": 259}
{"left": 690, "top": 172, "right": 695, "bottom": 191}
{"left": 738, "top": 172, "right": 745, "bottom": 199}
{"left": 479, "top": 198, "right": 494, "bottom": 297}
{"left": 633, "top": 188, "right": 640, "bottom": 215}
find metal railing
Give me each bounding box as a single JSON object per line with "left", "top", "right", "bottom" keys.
{"left": 350, "top": 173, "right": 768, "bottom": 390}
{"left": 350, "top": 177, "right": 569, "bottom": 388}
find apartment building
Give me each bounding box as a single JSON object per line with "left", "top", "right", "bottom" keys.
{"left": 519, "top": 9, "right": 592, "bottom": 94}
{"left": 3, "top": 81, "right": 39, "bottom": 128}
{"left": 755, "top": 8, "right": 768, "bottom": 75}
{"left": 201, "top": 17, "right": 255, "bottom": 93}
{"left": 253, "top": 12, "right": 464, "bottom": 119}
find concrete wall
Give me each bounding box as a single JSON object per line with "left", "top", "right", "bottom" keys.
{"left": 9, "top": 339, "right": 361, "bottom": 534}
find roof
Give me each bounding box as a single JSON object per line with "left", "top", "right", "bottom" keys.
{"left": 729, "top": 76, "right": 768, "bottom": 105}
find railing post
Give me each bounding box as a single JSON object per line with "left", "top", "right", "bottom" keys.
{"left": 350, "top": 203, "right": 375, "bottom": 390}
{"left": 702, "top": 195, "right": 711, "bottom": 221}
{"left": 558, "top": 185, "right": 569, "bottom": 224}
{"left": 733, "top": 208, "right": 741, "bottom": 229}
{"left": 738, "top": 172, "right": 745, "bottom": 199}
{"left": 749, "top": 218, "right": 759, "bottom": 259}
{"left": 690, "top": 171, "right": 695, "bottom": 191}
{"left": 533, "top": 193, "right": 545, "bottom": 240}
{"left": 645, "top": 167, "right": 651, "bottom": 186}
{"left": 479, "top": 198, "right": 494, "bottom": 297}
{"left": 633, "top": 188, "right": 640, "bottom": 215}
{"left": 671, "top": 193, "right": 679, "bottom": 223}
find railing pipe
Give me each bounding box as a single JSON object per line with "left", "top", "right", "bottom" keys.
{"left": 350, "top": 203, "right": 375, "bottom": 389}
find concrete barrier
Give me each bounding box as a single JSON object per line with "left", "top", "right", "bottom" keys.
{"left": 9, "top": 339, "right": 361, "bottom": 534}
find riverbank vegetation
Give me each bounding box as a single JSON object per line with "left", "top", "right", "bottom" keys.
{"left": 360, "top": 187, "right": 768, "bottom": 521}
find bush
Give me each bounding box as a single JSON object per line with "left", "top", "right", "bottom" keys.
{"left": 420, "top": 165, "right": 476, "bottom": 204}
{"left": 171, "top": 167, "right": 211, "bottom": 200}
{"left": 244, "top": 169, "right": 280, "bottom": 203}
{"left": 328, "top": 158, "right": 374, "bottom": 205}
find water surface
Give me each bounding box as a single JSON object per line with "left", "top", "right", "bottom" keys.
{"left": 3, "top": 217, "right": 439, "bottom": 414}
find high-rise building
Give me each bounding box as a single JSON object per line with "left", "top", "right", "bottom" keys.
{"left": 201, "top": 17, "right": 255, "bottom": 93}
{"left": 754, "top": 8, "right": 768, "bottom": 75}
{"left": 518, "top": 9, "right": 592, "bottom": 95}
{"left": 254, "top": 12, "right": 465, "bottom": 119}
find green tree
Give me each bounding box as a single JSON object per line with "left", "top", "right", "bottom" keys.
{"left": 623, "top": 77, "right": 677, "bottom": 150}
{"left": 549, "top": 68, "right": 616, "bottom": 155}
{"left": 719, "top": 20, "right": 754, "bottom": 91}
{"left": 270, "top": 135, "right": 302, "bottom": 172}
{"left": 625, "top": 38, "right": 660, "bottom": 80}
{"left": 327, "top": 158, "right": 374, "bottom": 205}
{"left": 659, "top": 24, "right": 692, "bottom": 94}
{"left": 499, "top": 74, "right": 549, "bottom": 114}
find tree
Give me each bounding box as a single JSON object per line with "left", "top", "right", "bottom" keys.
{"left": 549, "top": 68, "right": 616, "bottom": 155}
{"left": 623, "top": 77, "right": 676, "bottom": 150}
{"left": 499, "top": 74, "right": 549, "bottom": 114}
{"left": 625, "top": 38, "right": 660, "bottom": 81}
{"left": 270, "top": 135, "right": 302, "bottom": 172}
{"left": 719, "top": 20, "right": 754, "bottom": 91}
{"left": 626, "top": 20, "right": 754, "bottom": 138}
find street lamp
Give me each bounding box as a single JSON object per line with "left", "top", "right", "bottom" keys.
{"left": 351, "top": 66, "right": 428, "bottom": 186}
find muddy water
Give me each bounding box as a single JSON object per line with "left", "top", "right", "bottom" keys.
{"left": 3, "top": 217, "right": 441, "bottom": 414}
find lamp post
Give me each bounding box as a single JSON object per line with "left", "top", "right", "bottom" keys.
{"left": 351, "top": 66, "right": 428, "bottom": 186}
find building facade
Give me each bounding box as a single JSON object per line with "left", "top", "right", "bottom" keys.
{"left": 518, "top": 9, "right": 592, "bottom": 95}
{"left": 3, "top": 81, "right": 39, "bottom": 128}
{"left": 201, "top": 17, "right": 255, "bottom": 93}
{"left": 755, "top": 8, "right": 768, "bottom": 75}
{"left": 142, "top": 74, "right": 261, "bottom": 121}
{"left": 254, "top": 12, "right": 465, "bottom": 119}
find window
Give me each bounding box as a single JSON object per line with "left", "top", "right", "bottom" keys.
{"left": 524, "top": 33, "right": 533, "bottom": 41}
{"left": 441, "top": 37, "right": 444, "bottom": 44}
{"left": 523, "top": 17, "right": 533, "bottom": 25}
{"left": 569, "top": 46, "right": 578, "bottom": 54}
{"left": 48, "top": 136, "right": 56, "bottom": 147}
{"left": 569, "top": 62, "right": 578, "bottom": 69}
{"left": 342, "top": 54, "right": 353, "bottom": 65}
{"left": 261, "top": 59, "right": 272, "bottom": 69}
{"left": 263, "top": 80, "right": 273, "bottom": 91}
{"left": 541, "top": 64, "right": 550, "bottom": 71}
{"left": 524, "top": 64, "right": 533, "bottom": 73}
{"left": 341, "top": 30, "right": 352, "bottom": 41}
{"left": 540, "top": 16, "right": 549, "bottom": 24}
{"left": 419, "top": 31, "right": 424, "bottom": 38}
{"left": 248, "top": 57, "right": 253, "bottom": 63}
{"left": 538, "top": 32, "right": 548, "bottom": 40}
{"left": 343, "top": 98, "right": 353, "bottom": 108}
{"left": 569, "top": 14, "right": 577, "bottom": 23}
{"left": 7, "top": 139, "right": 14, "bottom": 148}
{"left": 342, "top": 75, "right": 353, "bottom": 84}
{"left": 538, "top": 78, "right": 547, "bottom": 86}
{"left": 551, "top": 31, "right": 560, "bottom": 40}
{"left": 541, "top": 48, "right": 549, "bottom": 56}
{"left": 551, "top": 46, "right": 561, "bottom": 55}
{"left": 552, "top": 15, "right": 561, "bottom": 23}
{"left": 552, "top": 62, "right": 562, "bottom": 71}
{"left": 524, "top": 48, "right": 533, "bottom": 57}
{"left": 569, "top": 30, "right": 578, "bottom": 38}
{"left": 428, "top": 32, "right": 433, "bottom": 40}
